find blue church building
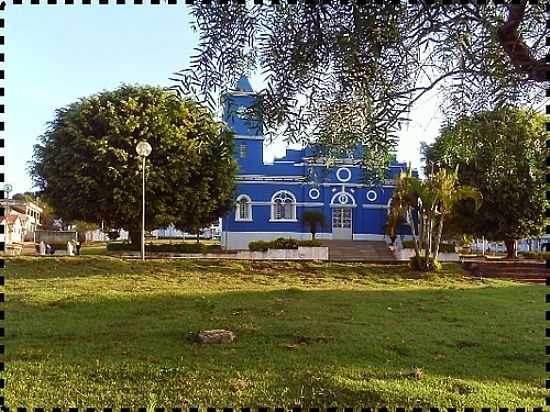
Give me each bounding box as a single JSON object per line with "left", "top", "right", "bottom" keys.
{"left": 220, "top": 76, "right": 416, "bottom": 250}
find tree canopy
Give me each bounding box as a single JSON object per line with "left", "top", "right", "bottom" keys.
{"left": 30, "top": 84, "right": 237, "bottom": 244}
{"left": 422, "top": 106, "right": 547, "bottom": 256}
{"left": 171, "top": 1, "right": 546, "bottom": 181}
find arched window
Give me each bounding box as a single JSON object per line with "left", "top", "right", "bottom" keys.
{"left": 271, "top": 190, "right": 296, "bottom": 221}
{"left": 235, "top": 195, "right": 252, "bottom": 221}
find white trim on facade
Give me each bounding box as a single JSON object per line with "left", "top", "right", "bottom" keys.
{"left": 330, "top": 191, "right": 356, "bottom": 207}
{"left": 233, "top": 135, "right": 265, "bottom": 141}
{"left": 235, "top": 179, "right": 397, "bottom": 188}
{"left": 336, "top": 167, "right": 352, "bottom": 182}
{"left": 308, "top": 188, "right": 320, "bottom": 200}
{"left": 235, "top": 194, "right": 253, "bottom": 221}
{"left": 236, "top": 176, "right": 306, "bottom": 182}
{"left": 366, "top": 190, "right": 378, "bottom": 202}
{"left": 271, "top": 190, "right": 297, "bottom": 221}
{"left": 353, "top": 234, "right": 386, "bottom": 241}
{"left": 248, "top": 201, "right": 324, "bottom": 207}
{"left": 362, "top": 204, "right": 389, "bottom": 209}
{"left": 268, "top": 219, "right": 298, "bottom": 222}
{"left": 226, "top": 91, "right": 257, "bottom": 97}
{"left": 330, "top": 204, "right": 357, "bottom": 208}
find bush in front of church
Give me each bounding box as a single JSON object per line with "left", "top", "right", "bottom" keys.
{"left": 249, "top": 238, "right": 322, "bottom": 252}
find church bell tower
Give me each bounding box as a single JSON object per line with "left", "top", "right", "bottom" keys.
{"left": 222, "top": 75, "right": 265, "bottom": 174}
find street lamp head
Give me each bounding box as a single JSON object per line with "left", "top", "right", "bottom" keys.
{"left": 136, "top": 141, "right": 152, "bottom": 157}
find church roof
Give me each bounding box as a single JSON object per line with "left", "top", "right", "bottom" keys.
{"left": 235, "top": 75, "right": 254, "bottom": 93}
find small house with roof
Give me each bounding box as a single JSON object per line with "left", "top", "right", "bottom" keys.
{"left": 1, "top": 214, "right": 24, "bottom": 244}
{"left": 220, "top": 76, "right": 416, "bottom": 250}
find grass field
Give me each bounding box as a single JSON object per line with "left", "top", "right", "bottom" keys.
{"left": 4, "top": 257, "right": 544, "bottom": 408}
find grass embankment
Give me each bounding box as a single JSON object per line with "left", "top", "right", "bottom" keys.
{"left": 4, "top": 257, "right": 544, "bottom": 408}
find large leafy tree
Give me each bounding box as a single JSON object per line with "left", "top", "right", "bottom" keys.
{"left": 422, "top": 106, "right": 547, "bottom": 258}
{"left": 171, "top": 1, "right": 546, "bottom": 181}
{"left": 30, "top": 84, "right": 237, "bottom": 245}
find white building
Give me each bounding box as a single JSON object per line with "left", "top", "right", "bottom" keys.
{"left": 0, "top": 199, "right": 43, "bottom": 241}
{"left": 1, "top": 215, "right": 24, "bottom": 244}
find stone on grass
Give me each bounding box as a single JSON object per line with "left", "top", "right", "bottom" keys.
{"left": 196, "top": 329, "right": 235, "bottom": 344}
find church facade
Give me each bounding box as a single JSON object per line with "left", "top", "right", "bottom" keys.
{"left": 220, "top": 77, "right": 415, "bottom": 250}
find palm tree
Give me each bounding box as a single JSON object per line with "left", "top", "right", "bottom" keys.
{"left": 388, "top": 167, "right": 481, "bottom": 271}
{"left": 430, "top": 168, "right": 482, "bottom": 261}
{"left": 389, "top": 169, "right": 423, "bottom": 258}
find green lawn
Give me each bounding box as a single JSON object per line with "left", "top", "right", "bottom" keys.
{"left": 4, "top": 257, "right": 544, "bottom": 408}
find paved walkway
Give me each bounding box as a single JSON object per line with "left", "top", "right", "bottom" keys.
{"left": 321, "top": 240, "right": 397, "bottom": 262}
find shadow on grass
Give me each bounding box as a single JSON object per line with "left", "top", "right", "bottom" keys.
{"left": 6, "top": 285, "right": 542, "bottom": 384}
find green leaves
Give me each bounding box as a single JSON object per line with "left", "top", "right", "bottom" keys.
{"left": 423, "top": 106, "right": 547, "bottom": 241}
{"left": 30, "top": 84, "right": 238, "bottom": 234}
{"left": 172, "top": 2, "right": 546, "bottom": 170}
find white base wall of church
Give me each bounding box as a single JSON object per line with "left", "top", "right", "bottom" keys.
{"left": 353, "top": 234, "right": 385, "bottom": 241}
{"left": 221, "top": 231, "right": 410, "bottom": 250}
{"left": 223, "top": 231, "right": 314, "bottom": 250}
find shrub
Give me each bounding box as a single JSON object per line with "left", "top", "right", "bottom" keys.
{"left": 402, "top": 240, "right": 456, "bottom": 253}
{"left": 298, "top": 239, "right": 322, "bottom": 247}
{"left": 438, "top": 243, "right": 457, "bottom": 253}
{"left": 248, "top": 238, "right": 322, "bottom": 251}
{"left": 248, "top": 240, "right": 270, "bottom": 252}
{"left": 106, "top": 242, "right": 219, "bottom": 254}
{"left": 408, "top": 255, "right": 442, "bottom": 272}
{"left": 522, "top": 251, "right": 550, "bottom": 260}
{"left": 106, "top": 242, "right": 138, "bottom": 252}
{"left": 272, "top": 237, "right": 299, "bottom": 249}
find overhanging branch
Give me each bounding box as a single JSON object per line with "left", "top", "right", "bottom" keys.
{"left": 496, "top": 0, "right": 550, "bottom": 82}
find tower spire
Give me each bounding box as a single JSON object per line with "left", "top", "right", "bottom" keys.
{"left": 235, "top": 75, "right": 254, "bottom": 93}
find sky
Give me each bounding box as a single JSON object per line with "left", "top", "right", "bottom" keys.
{"left": 7, "top": 5, "right": 443, "bottom": 195}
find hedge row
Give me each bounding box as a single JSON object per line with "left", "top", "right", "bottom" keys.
{"left": 248, "top": 238, "right": 322, "bottom": 252}
{"left": 402, "top": 240, "right": 456, "bottom": 253}
{"left": 522, "top": 251, "right": 550, "bottom": 260}
{"left": 106, "top": 242, "right": 220, "bottom": 254}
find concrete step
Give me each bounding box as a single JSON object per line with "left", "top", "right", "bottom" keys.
{"left": 321, "top": 240, "right": 396, "bottom": 262}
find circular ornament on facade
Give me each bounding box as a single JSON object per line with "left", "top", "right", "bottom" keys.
{"left": 338, "top": 193, "right": 349, "bottom": 204}
{"left": 366, "top": 190, "right": 378, "bottom": 202}
{"left": 309, "top": 188, "right": 320, "bottom": 200}
{"left": 336, "top": 167, "right": 352, "bottom": 182}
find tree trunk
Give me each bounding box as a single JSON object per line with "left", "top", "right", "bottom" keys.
{"left": 504, "top": 239, "right": 518, "bottom": 259}
{"left": 129, "top": 230, "right": 141, "bottom": 250}
{"left": 406, "top": 209, "right": 421, "bottom": 258}
{"left": 196, "top": 232, "right": 200, "bottom": 243}
{"left": 433, "top": 214, "right": 444, "bottom": 261}
{"left": 418, "top": 214, "right": 426, "bottom": 247}
{"left": 424, "top": 215, "right": 431, "bottom": 269}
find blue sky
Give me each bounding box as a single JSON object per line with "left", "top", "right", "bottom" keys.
{"left": 7, "top": 5, "right": 441, "bottom": 195}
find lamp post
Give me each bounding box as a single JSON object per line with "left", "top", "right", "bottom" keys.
{"left": 136, "top": 141, "right": 152, "bottom": 262}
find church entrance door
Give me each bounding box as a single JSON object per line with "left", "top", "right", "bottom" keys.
{"left": 332, "top": 207, "right": 353, "bottom": 240}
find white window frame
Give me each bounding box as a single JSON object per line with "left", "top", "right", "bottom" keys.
{"left": 239, "top": 143, "right": 248, "bottom": 159}
{"left": 270, "top": 190, "right": 297, "bottom": 222}
{"left": 235, "top": 194, "right": 253, "bottom": 222}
